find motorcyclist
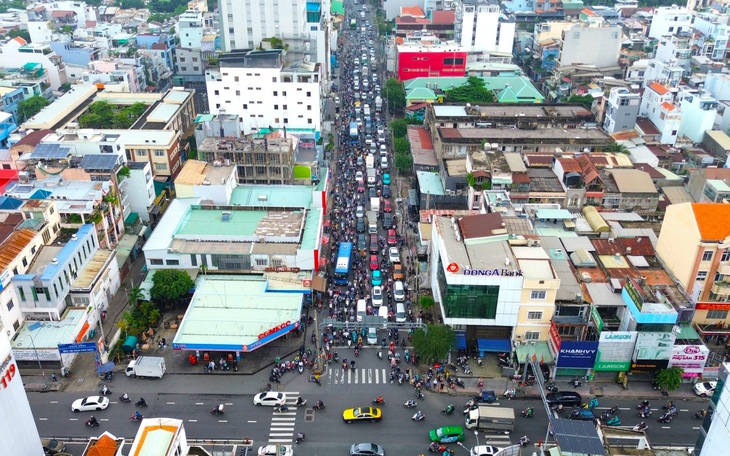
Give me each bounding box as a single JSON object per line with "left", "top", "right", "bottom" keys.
{"left": 315, "top": 400, "right": 325, "bottom": 409}
{"left": 100, "top": 385, "right": 109, "bottom": 395}
{"left": 88, "top": 415, "right": 99, "bottom": 426}
{"left": 121, "top": 392, "right": 129, "bottom": 401}
{"left": 296, "top": 397, "right": 305, "bottom": 406}
{"left": 133, "top": 411, "right": 142, "bottom": 420}
{"left": 445, "top": 404, "right": 454, "bottom": 413}
{"left": 137, "top": 397, "right": 147, "bottom": 407}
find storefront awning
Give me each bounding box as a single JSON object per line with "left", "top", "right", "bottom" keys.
{"left": 477, "top": 338, "right": 511, "bottom": 354}
{"left": 515, "top": 341, "right": 554, "bottom": 365}
{"left": 454, "top": 333, "right": 467, "bottom": 350}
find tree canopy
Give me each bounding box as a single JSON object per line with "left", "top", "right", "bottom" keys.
{"left": 655, "top": 367, "right": 684, "bottom": 392}
{"left": 445, "top": 77, "right": 495, "bottom": 103}
{"left": 119, "top": 300, "right": 160, "bottom": 337}
{"left": 384, "top": 78, "right": 405, "bottom": 114}
{"left": 390, "top": 118, "right": 408, "bottom": 138}
{"left": 412, "top": 324, "right": 455, "bottom": 364}
{"left": 78, "top": 101, "right": 147, "bottom": 129}
{"left": 17, "top": 96, "right": 50, "bottom": 123}
{"left": 566, "top": 94, "right": 594, "bottom": 106}
{"left": 150, "top": 269, "right": 195, "bottom": 302}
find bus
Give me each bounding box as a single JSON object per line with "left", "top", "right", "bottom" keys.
{"left": 350, "top": 19, "right": 357, "bottom": 29}
{"left": 349, "top": 122, "right": 359, "bottom": 144}
{"left": 334, "top": 242, "right": 354, "bottom": 285}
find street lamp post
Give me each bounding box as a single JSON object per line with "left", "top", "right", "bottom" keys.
{"left": 27, "top": 322, "right": 47, "bottom": 386}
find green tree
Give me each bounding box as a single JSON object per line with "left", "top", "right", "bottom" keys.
{"left": 384, "top": 78, "right": 406, "bottom": 113}
{"left": 566, "top": 94, "right": 594, "bottom": 105}
{"left": 445, "top": 77, "right": 496, "bottom": 103}
{"left": 605, "top": 142, "right": 629, "bottom": 154}
{"left": 395, "top": 152, "right": 413, "bottom": 171}
{"left": 119, "top": 0, "right": 145, "bottom": 8}
{"left": 412, "top": 324, "right": 455, "bottom": 364}
{"left": 119, "top": 300, "right": 161, "bottom": 336}
{"left": 7, "top": 28, "right": 31, "bottom": 42}
{"left": 655, "top": 367, "right": 684, "bottom": 392}
{"left": 17, "top": 96, "right": 50, "bottom": 123}
{"left": 419, "top": 296, "right": 434, "bottom": 310}
{"left": 390, "top": 118, "right": 408, "bottom": 138}
{"left": 150, "top": 269, "right": 195, "bottom": 302}
{"left": 394, "top": 137, "right": 410, "bottom": 155}
{"left": 127, "top": 286, "right": 145, "bottom": 307}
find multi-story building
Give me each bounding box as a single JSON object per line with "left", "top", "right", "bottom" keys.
{"left": 429, "top": 212, "right": 560, "bottom": 351}
{"left": 697, "top": 362, "right": 730, "bottom": 455}
{"left": 639, "top": 82, "right": 682, "bottom": 145}
{"left": 205, "top": 49, "right": 322, "bottom": 135}
{"left": 657, "top": 203, "right": 730, "bottom": 342}
{"left": 0, "top": 39, "right": 68, "bottom": 90}
{"left": 197, "top": 136, "right": 296, "bottom": 185}
{"left": 395, "top": 7, "right": 456, "bottom": 40}
{"left": 602, "top": 88, "right": 640, "bottom": 134}
{"left": 453, "top": 0, "right": 516, "bottom": 54}
{"left": 119, "top": 161, "right": 155, "bottom": 224}
{"left": 558, "top": 22, "right": 623, "bottom": 69}
{"left": 686, "top": 168, "right": 730, "bottom": 203}
{"left": 396, "top": 37, "right": 467, "bottom": 81}
{"left": 654, "top": 34, "right": 693, "bottom": 72}
{"left": 676, "top": 89, "right": 718, "bottom": 144}
{"left": 692, "top": 11, "right": 730, "bottom": 62}
{"left": 648, "top": 5, "right": 693, "bottom": 39}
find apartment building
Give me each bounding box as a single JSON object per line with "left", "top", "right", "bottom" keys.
{"left": 602, "top": 88, "right": 640, "bottom": 134}
{"left": 205, "top": 49, "right": 322, "bottom": 135}
{"left": 648, "top": 5, "right": 693, "bottom": 39}
{"left": 197, "top": 135, "right": 295, "bottom": 185}
{"left": 558, "top": 22, "right": 623, "bottom": 69}
{"left": 453, "top": 0, "right": 516, "bottom": 54}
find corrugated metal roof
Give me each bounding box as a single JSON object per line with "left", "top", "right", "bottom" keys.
{"left": 0, "top": 228, "right": 37, "bottom": 273}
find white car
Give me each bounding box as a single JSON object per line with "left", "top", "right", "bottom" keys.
{"left": 372, "top": 285, "right": 383, "bottom": 306}
{"left": 694, "top": 381, "right": 717, "bottom": 397}
{"left": 253, "top": 391, "right": 287, "bottom": 406}
{"left": 355, "top": 171, "right": 364, "bottom": 182}
{"left": 71, "top": 396, "right": 109, "bottom": 412}
{"left": 258, "top": 444, "right": 293, "bottom": 456}
{"left": 388, "top": 247, "right": 400, "bottom": 263}
{"left": 356, "top": 205, "right": 365, "bottom": 218}
{"left": 367, "top": 327, "right": 378, "bottom": 345}
{"left": 471, "top": 445, "right": 503, "bottom": 456}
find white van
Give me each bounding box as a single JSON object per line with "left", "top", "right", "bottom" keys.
{"left": 378, "top": 305, "right": 389, "bottom": 327}
{"left": 393, "top": 280, "right": 405, "bottom": 302}
{"left": 357, "top": 299, "right": 367, "bottom": 322}
{"left": 395, "top": 303, "right": 406, "bottom": 323}
{"left": 380, "top": 156, "right": 388, "bottom": 169}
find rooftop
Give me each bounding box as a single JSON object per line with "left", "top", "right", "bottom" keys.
{"left": 11, "top": 309, "right": 87, "bottom": 349}
{"left": 71, "top": 249, "right": 115, "bottom": 291}
{"left": 691, "top": 202, "right": 730, "bottom": 241}
{"left": 174, "top": 160, "right": 235, "bottom": 186}
{"left": 607, "top": 169, "right": 658, "bottom": 194}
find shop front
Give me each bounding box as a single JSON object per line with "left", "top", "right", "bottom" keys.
{"left": 592, "top": 331, "right": 637, "bottom": 380}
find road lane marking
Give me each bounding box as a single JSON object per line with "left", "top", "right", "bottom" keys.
{"left": 269, "top": 439, "right": 293, "bottom": 443}
{"left": 100, "top": 419, "right": 109, "bottom": 421}
{"left": 248, "top": 420, "right": 257, "bottom": 423}
{"left": 225, "top": 402, "right": 233, "bottom": 405}
{"left": 166, "top": 402, "right": 176, "bottom": 405}
{"left": 189, "top": 419, "right": 198, "bottom": 422}
{"left": 375, "top": 369, "right": 379, "bottom": 383}
{"left": 218, "top": 420, "right": 228, "bottom": 423}
{"left": 661, "top": 426, "right": 671, "bottom": 429}
{"left": 270, "top": 433, "right": 294, "bottom": 436}
{"left": 39, "top": 418, "right": 48, "bottom": 421}
{"left": 50, "top": 401, "right": 58, "bottom": 404}
{"left": 196, "top": 402, "right": 204, "bottom": 405}
{"left": 680, "top": 409, "right": 689, "bottom": 412}
{"left": 693, "top": 427, "right": 700, "bottom": 430}
{"left": 70, "top": 418, "right": 79, "bottom": 421}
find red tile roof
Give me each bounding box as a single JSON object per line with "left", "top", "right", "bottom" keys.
{"left": 431, "top": 10, "right": 455, "bottom": 24}
{"left": 11, "top": 130, "right": 53, "bottom": 148}
{"left": 400, "top": 6, "right": 426, "bottom": 17}
{"left": 648, "top": 82, "right": 669, "bottom": 95}
{"left": 51, "top": 10, "right": 76, "bottom": 18}
{"left": 11, "top": 36, "right": 27, "bottom": 45}
{"left": 557, "top": 157, "right": 582, "bottom": 173}
{"left": 87, "top": 434, "right": 121, "bottom": 456}
{"left": 620, "top": 236, "right": 655, "bottom": 256}
{"left": 691, "top": 203, "right": 730, "bottom": 241}
{"left": 633, "top": 163, "right": 664, "bottom": 178}
{"left": 661, "top": 102, "right": 676, "bottom": 111}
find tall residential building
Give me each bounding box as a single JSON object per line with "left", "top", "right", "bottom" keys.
{"left": 558, "top": 22, "right": 623, "bottom": 68}
{"left": 219, "top": 0, "right": 306, "bottom": 51}
{"left": 205, "top": 49, "right": 322, "bottom": 134}
{"left": 648, "top": 5, "right": 693, "bottom": 39}
{"left": 454, "top": 0, "right": 516, "bottom": 54}
{"left": 697, "top": 362, "right": 730, "bottom": 455}
{"left": 602, "top": 88, "right": 640, "bottom": 134}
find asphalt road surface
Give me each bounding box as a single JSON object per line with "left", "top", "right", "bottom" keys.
{"left": 32, "top": 350, "right": 708, "bottom": 455}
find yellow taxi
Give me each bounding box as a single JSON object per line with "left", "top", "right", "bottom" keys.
{"left": 343, "top": 406, "right": 382, "bottom": 424}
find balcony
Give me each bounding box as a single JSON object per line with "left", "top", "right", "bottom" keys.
{"left": 711, "top": 281, "right": 730, "bottom": 295}
{"left": 717, "top": 262, "right": 730, "bottom": 276}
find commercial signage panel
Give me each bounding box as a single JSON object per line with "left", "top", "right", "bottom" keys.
{"left": 696, "top": 302, "right": 730, "bottom": 310}
{"left": 630, "top": 359, "right": 669, "bottom": 374}
{"left": 633, "top": 332, "right": 675, "bottom": 361}
{"left": 556, "top": 340, "right": 599, "bottom": 369}
{"left": 594, "top": 331, "right": 636, "bottom": 372}
{"left": 667, "top": 344, "right": 709, "bottom": 377}
{"left": 548, "top": 321, "right": 561, "bottom": 357}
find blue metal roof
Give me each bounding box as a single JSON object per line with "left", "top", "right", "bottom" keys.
{"left": 306, "top": 2, "right": 321, "bottom": 12}
{"left": 0, "top": 196, "right": 23, "bottom": 210}
{"left": 30, "top": 189, "right": 52, "bottom": 200}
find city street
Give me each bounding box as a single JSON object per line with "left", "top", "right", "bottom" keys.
{"left": 31, "top": 349, "right": 710, "bottom": 454}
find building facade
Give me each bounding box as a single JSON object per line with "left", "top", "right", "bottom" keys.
{"left": 454, "top": 0, "right": 516, "bottom": 54}
{"left": 396, "top": 43, "right": 468, "bottom": 81}
{"left": 603, "top": 88, "right": 640, "bottom": 134}
{"left": 697, "top": 362, "right": 730, "bottom": 455}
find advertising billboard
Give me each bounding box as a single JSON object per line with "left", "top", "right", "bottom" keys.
{"left": 556, "top": 340, "right": 599, "bottom": 369}
{"left": 668, "top": 344, "right": 709, "bottom": 377}
{"left": 630, "top": 359, "right": 669, "bottom": 374}
{"left": 633, "top": 332, "right": 676, "bottom": 361}
{"left": 594, "top": 331, "right": 637, "bottom": 372}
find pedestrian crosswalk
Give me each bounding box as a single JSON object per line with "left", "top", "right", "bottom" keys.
{"left": 267, "top": 392, "right": 300, "bottom": 444}
{"left": 326, "top": 367, "right": 392, "bottom": 384}
{"left": 480, "top": 432, "right": 513, "bottom": 448}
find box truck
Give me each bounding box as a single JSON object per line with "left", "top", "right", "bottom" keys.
{"left": 125, "top": 356, "right": 166, "bottom": 379}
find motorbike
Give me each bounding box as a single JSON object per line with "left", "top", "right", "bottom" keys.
{"left": 411, "top": 410, "right": 425, "bottom": 421}
{"left": 129, "top": 413, "right": 143, "bottom": 422}
{"left": 428, "top": 442, "right": 446, "bottom": 453}
{"left": 695, "top": 410, "right": 707, "bottom": 419}
{"left": 637, "top": 408, "right": 652, "bottom": 418}
{"left": 551, "top": 404, "right": 564, "bottom": 414}
{"left": 662, "top": 401, "right": 674, "bottom": 410}
{"left": 606, "top": 416, "right": 621, "bottom": 426}
{"left": 545, "top": 382, "right": 558, "bottom": 394}
{"left": 377, "top": 350, "right": 382, "bottom": 359}
{"left": 85, "top": 418, "right": 100, "bottom": 427}
{"left": 298, "top": 361, "right": 304, "bottom": 374}
{"left": 608, "top": 405, "right": 620, "bottom": 415}
{"left": 295, "top": 397, "right": 307, "bottom": 407}
{"left": 519, "top": 436, "right": 530, "bottom": 447}
{"left": 455, "top": 378, "right": 465, "bottom": 388}
{"left": 637, "top": 400, "right": 650, "bottom": 410}
{"left": 404, "top": 399, "right": 417, "bottom": 408}
{"left": 274, "top": 405, "right": 289, "bottom": 413}
{"left": 99, "top": 385, "right": 112, "bottom": 396}
{"left": 441, "top": 404, "right": 455, "bottom": 415}
{"left": 119, "top": 395, "right": 131, "bottom": 403}
{"left": 633, "top": 422, "right": 648, "bottom": 432}
{"left": 354, "top": 348, "right": 360, "bottom": 357}
{"left": 372, "top": 397, "right": 385, "bottom": 405}
{"left": 504, "top": 388, "right": 516, "bottom": 400}
{"left": 521, "top": 408, "right": 534, "bottom": 418}
{"left": 667, "top": 406, "right": 678, "bottom": 416}
{"left": 658, "top": 413, "right": 673, "bottom": 423}
{"left": 571, "top": 378, "right": 583, "bottom": 388}
{"left": 295, "top": 432, "right": 305, "bottom": 444}
{"left": 135, "top": 399, "right": 148, "bottom": 407}
{"left": 313, "top": 401, "right": 326, "bottom": 410}
{"left": 211, "top": 405, "right": 225, "bottom": 415}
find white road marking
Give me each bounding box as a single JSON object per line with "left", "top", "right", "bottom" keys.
{"left": 225, "top": 402, "right": 233, "bottom": 405}
{"left": 39, "top": 418, "right": 48, "bottom": 421}
{"left": 69, "top": 418, "right": 79, "bottom": 421}
{"left": 247, "top": 420, "right": 257, "bottom": 423}
{"left": 218, "top": 420, "right": 228, "bottom": 423}
{"left": 189, "top": 419, "right": 198, "bottom": 422}
{"left": 269, "top": 439, "right": 293, "bottom": 443}
{"left": 693, "top": 427, "right": 700, "bottom": 430}
{"left": 166, "top": 402, "right": 176, "bottom": 405}
{"left": 270, "top": 433, "right": 294, "bottom": 437}
{"left": 661, "top": 426, "right": 671, "bottom": 429}
{"left": 50, "top": 401, "right": 58, "bottom": 404}
{"left": 680, "top": 409, "right": 689, "bottom": 412}
{"left": 196, "top": 402, "right": 204, "bottom": 405}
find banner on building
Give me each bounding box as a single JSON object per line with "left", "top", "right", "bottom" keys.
{"left": 630, "top": 359, "right": 669, "bottom": 374}
{"left": 668, "top": 344, "right": 709, "bottom": 377}
{"left": 594, "top": 331, "right": 636, "bottom": 371}
{"left": 633, "top": 332, "right": 675, "bottom": 361}
{"left": 556, "top": 340, "right": 599, "bottom": 369}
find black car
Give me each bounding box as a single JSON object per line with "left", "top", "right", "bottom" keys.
{"left": 369, "top": 187, "right": 377, "bottom": 198}
{"left": 545, "top": 391, "right": 582, "bottom": 407}
{"left": 356, "top": 217, "right": 366, "bottom": 233}
{"left": 382, "top": 185, "right": 391, "bottom": 198}
{"left": 357, "top": 234, "right": 368, "bottom": 250}
{"left": 382, "top": 213, "right": 393, "bottom": 229}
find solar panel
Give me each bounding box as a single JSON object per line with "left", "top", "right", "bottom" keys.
{"left": 551, "top": 418, "right": 606, "bottom": 455}
{"left": 31, "top": 143, "right": 72, "bottom": 159}
{"left": 79, "top": 154, "right": 120, "bottom": 171}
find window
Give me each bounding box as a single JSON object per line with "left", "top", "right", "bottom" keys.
{"left": 707, "top": 310, "right": 729, "bottom": 319}
{"left": 6, "top": 300, "right": 13, "bottom": 311}
{"left": 702, "top": 251, "right": 713, "bottom": 261}
{"left": 234, "top": 76, "right": 239, "bottom": 82}
{"left": 136, "top": 150, "right": 146, "bottom": 157}
{"left": 235, "top": 90, "right": 240, "bottom": 96}
{"left": 306, "top": 91, "right": 311, "bottom": 97}
{"left": 307, "top": 105, "right": 311, "bottom": 110}
{"left": 531, "top": 290, "right": 546, "bottom": 300}
{"left": 274, "top": 104, "right": 279, "bottom": 110}
{"left": 166, "top": 259, "right": 180, "bottom": 265}
{"left": 273, "top": 77, "right": 277, "bottom": 82}
{"left": 722, "top": 250, "right": 730, "bottom": 262}
{"left": 283, "top": 105, "right": 287, "bottom": 110}
{"left": 190, "top": 254, "right": 197, "bottom": 266}
{"left": 273, "top": 91, "right": 278, "bottom": 96}
{"left": 255, "top": 258, "right": 268, "bottom": 266}
{"left": 154, "top": 150, "right": 165, "bottom": 157}
{"left": 527, "top": 311, "right": 543, "bottom": 320}
{"left": 18, "top": 287, "right": 25, "bottom": 302}
{"left": 22, "top": 257, "right": 27, "bottom": 267}
{"left": 150, "top": 259, "right": 163, "bottom": 265}
{"left": 525, "top": 332, "right": 540, "bottom": 340}
{"left": 154, "top": 163, "right": 168, "bottom": 171}
{"left": 697, "top": 271, "right": 708, "bottom": 281}
{"left": 243, "top": 104, "right": 248, "bottom": 109}
{"left": 214, "top": 90, "right": 219, "bottom": 95}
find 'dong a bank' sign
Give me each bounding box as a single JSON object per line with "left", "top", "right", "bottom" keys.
{"left": 447, "top": 263, "right": 523, "bottom": 276}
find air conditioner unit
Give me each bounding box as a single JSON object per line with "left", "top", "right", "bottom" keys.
{"left": 528, "top": 239, "right": 540, "bottom": 247}
{"left": 456, "top": 190, "right": 463, "bottom": 195}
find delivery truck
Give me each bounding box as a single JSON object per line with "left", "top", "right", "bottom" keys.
{"left": 125, "top": 356, "right": 166, "bottom": 379}
{"left": 366, "top": 168, "right": 376, "bottom": 187}
{"left": 367, "top": 211, "right": 378, "bottom": 233}
{"left": 375, "top": 96, "right": 383, "bottom": 113}
{"left": 366, "top": 155, "right": 375, "bottom": 169}
{"left": 370, "top": 196, "right": 380, "bottom": 212}
{"left": 465, "top": 405, "right": 515, "bottom": 431}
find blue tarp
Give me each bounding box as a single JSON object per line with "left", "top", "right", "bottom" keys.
{"left": 454, "top": 333, "right": 467, "bottom": 350}
{"left": 477, "top": 338, "right": 511, "bottom": 355}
